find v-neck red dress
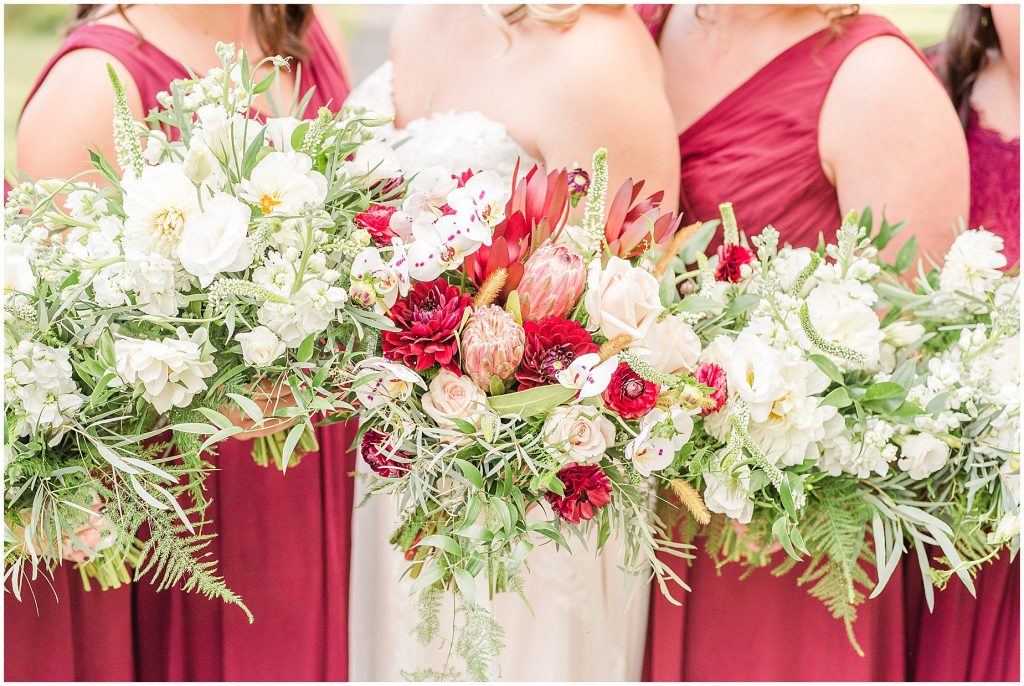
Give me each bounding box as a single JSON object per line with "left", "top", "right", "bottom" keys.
{"left": 5, "top": 21, "right": 356, "bottom": 681}
{"left": 634, "top": 7, "right": 927, "bottom": 680}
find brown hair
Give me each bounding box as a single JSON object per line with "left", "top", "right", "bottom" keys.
{"left": 937, "top": 5, "right": 999, "bottom": 126}
{"left": 695, "top": 4, "right": 861, "bottom": 35}
{"left": 71, "top": 4, "right": 314, "bottom": 61}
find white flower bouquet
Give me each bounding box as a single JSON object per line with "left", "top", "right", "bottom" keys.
{"left": 3, "top": 43, "right": 404, "bottom": 615}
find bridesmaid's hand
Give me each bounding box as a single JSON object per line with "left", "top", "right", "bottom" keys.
{"left": 16, "top": 501, "right": 114, "bottom": 563}
{"left": 731, "top": 520, "right": 783, "bottom": 557}
{"left": 222, "top": 380, "right": 299, "bottom": 440}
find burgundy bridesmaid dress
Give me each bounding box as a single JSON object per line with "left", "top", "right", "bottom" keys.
{"left": 902, "top": 104, "right": 1020, "bottom": 683}
{"left": 5, "top": 21, "right": 357, "bottom": 681}
{"left": 635, "top": 8, "right": 933, "bottom": 681}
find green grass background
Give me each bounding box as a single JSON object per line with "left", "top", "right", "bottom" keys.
{"left": 3, "top": 3, "right": 958, "bottom": 172}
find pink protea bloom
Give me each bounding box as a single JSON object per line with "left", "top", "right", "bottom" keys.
{"left": 461, "top": 305, "right": 526, "bottom": 391}
{"left": 516, "top": 243, "right": 586, "bottom": 321}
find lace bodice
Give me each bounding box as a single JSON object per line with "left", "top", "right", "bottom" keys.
{"left": 345, "top": 61, "right": 536, "bottom": 184}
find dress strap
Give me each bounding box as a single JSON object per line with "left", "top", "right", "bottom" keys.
{"left": 300, "top": 16, "right": 350, "bottom": 114}
{"left": 23, "top": 24, "right": 188, "bottom": 118}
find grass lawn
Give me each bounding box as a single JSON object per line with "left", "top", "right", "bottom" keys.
{"left": 4, "top": 3, "right": 958, "bottom": 175}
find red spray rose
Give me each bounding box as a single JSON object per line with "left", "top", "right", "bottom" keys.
{"left": 359, "top": 430, "right": 410, "bottom": 478}
{"left": 696, "top": 362, "right": 728, "bottom": 415}
{"left": 516, "top": 317, "right": 597, "bottom": 389}
{"left": 715, "top": 243, "right": 754, "bottom": 283}
{"left": 354, "top": 205, "right": 398, "bottom": 246}
{"left": 382, "top": 278, "right": 471, "bottom": 373}
{"left": 602, "top": 362, "right": 660, "bottom": 419}
{"left": 546, "top": 463, "right": 613, "bottom": 524}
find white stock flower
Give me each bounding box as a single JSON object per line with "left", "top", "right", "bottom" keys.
{"left": 113, "top": 328, "right": 216, "bottom": 414}
{"left": 626, "top": 405, "right": 694, "bottom": 476}
{"left": 256, "top": 277, "right": 348, "bottom": 347}
{"left": 178, "top": 193, "right": 253, "bottom": 287}
{"left": 93, "top": 263, "right": 133, "bottom": 308}
{"left": 542, "top": 405, "right": 616, "bottom": 465}
{"left": 342, "top": 140, "right": 402, "bottom": 188}
{"left": 703, "top": 464, "right": 754, "bottom": 524}
{"left": 237, "top": 326, "right": 286, "bottom": 367}
{"left": 122, "top": 162, "right": 200, "bottom": 258}
{"left": 65, "top": 184, "right": 109, "bottom": 221}
{"left": 898, "top": 433, "right": 951, "bottom": 480}
{"left": 194, "top": 104, "right": 254, "bottom": 163}
{"left": 771, "top": 247, "right": 815, "bottom": 292}
{"left": 239, "top": 151, "right": 328, "bottom": 216}
{"left": 556, "top": 352, "right": 618, "bottom": 399}
{"left": 353, "top": 357, "right": 425, "bottom": 409}
{"left": 422, "top": 370, "right": 490, "bottom": 431}
{"left": 4, "top": 242, "right": 35, "bottom": 294}
{"left": 5, "top": 340, "right": 85, "bottom": 441}
{"left": 940, "top": 229, "right": 1007, "bottom": 297}
{"left": 638, "top": 314, "right": 701, "bottom": 374}
{"left": 584, "top": 257, "right": 665, "bottom": 342}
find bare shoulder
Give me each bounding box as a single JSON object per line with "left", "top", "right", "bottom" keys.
{"left": 829, "top": 35, "right": 948, "bottom": 109}
{"left": 555, "top": 7, "right": 663, "bottom": 75}
{"left": 18, "top": 48, "right": 141, "bottom": 178}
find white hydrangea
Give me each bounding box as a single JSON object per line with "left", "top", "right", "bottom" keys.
{"left": 256, "top": 277, "right": 348, "bottom": 348}
{"left": 819, "top": 415, "right": 896, "bottom": 478}
{"left": 5, "top": 340, "right": 85, "bottom": 441}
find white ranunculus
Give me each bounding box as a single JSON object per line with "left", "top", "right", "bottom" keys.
{"left": 353, "top": 357, "right": 425, "bottom": 409}
{"left": 804, "top": 282, "right": 884, "bottom": 370}
{"left": 626, "top": 405, "right": 694, "bottom": 476}
{"left": 4, "top": 241, "right": 35, "bottom": 294}
{"left": 542, "top": 405, "right": 616, "bottom": 465}
{"left": 113, "top": 328, "right": 217, "bottom": 414}
{"left": 939, "top": 229, "right": 1007, "bottom": 297}
{"left": 122, "top": 162, "right": 200, "bottom": 258}
{"left": 422, "top": 370, "right": 490, "bottom": 431}
{"left": 897, "top": 433, "right": 951, "bottom": 480}
{"left": 237, "top": 326, "right": 286, "bottom": 367}
{"left": 639, "top": 314, "right": 701, "bottom": 374}
{"left": 265, "top": 116, "right": 303, "bottom": 152}
{"left": 884, "top": 321, "right": 927, "bottom": 348}
{"left": 177, "top": 193, "right": 253, "bottom": 287}
{"left": 584, "top": 257, "right": 665, "bottom": 342}
{"left": 239, "top": 151, "right": 328, "bottom": 216}
{"left": 342, "top": 140, "right": 402, "bottom": 188}
{"left": 703, "top": 464, "right": 754, "bottom": 524}
{"left": 183, "top": 144, "right": 216, "bottom": 185}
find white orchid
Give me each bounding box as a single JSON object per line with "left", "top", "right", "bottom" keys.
{"left": 444, "top": 170, "right": 508, "bottom": 233}
{"left": 626, "top": 406, "right": 695, "bottom": 476}
{"left": 350, "top": 241, "right": 410, "bottom": 311}
{"left": 354, "top": 357, "right": 426, "bottom": 409}
{"left": 556, "top": 352, "right": 619, "bottom": 399}
{"left": 407, "top": 215, "right": 486, "bottom": 281}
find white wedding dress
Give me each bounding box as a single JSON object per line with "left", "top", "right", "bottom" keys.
{"left": 344, "top": 62, "right": 649, "bottom": 682}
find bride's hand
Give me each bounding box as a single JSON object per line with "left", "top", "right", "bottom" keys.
{"left": 222, "top": 380, "right": 299, "bottom": 441}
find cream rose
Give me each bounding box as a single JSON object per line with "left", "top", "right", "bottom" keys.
{"left": 584, "top": 257, "right": 665, "bottom": 342}
{"left": 422, "top": 370, "right": 489, "bottom": 430}
{"left": 178, "top": 193, "right": 253, "bottom": 287}
{"left": 542, "top": 405, "right": 616, "bottom": 465}
{"left": 639, "top": 314, "right": 701, "bottom": 374}
{"left": 237, "top": 326, "right": 286, "bottom": 367}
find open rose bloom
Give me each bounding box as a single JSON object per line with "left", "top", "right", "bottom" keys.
{"left": 6, "top": 42, "right": 1019, "bottom": 678}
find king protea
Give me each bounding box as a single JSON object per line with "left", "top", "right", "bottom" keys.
{"left": 461, "top": 305, "right": 526, "bottom": 391}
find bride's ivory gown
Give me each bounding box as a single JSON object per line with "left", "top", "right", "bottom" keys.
{"left": 344, "top": 62, "right": 650, "bottom": 681}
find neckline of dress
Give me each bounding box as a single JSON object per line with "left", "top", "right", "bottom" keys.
{"left": 969, "top": 106, "right": 1021, "bottom": 146}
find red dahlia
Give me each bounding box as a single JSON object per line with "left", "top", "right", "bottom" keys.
{"left": 382, "top": 278, "right": 471, "bottom": 373}
{"left": 715, "top": 243, "right": 754, "bottom": 283}
{"left": 359, "top": 430, "right": 410, "bottom": 478}
{"left": 602, "top": 362, "right": 660, "bottom": 419}
{"left": 696, "top": 362, "right": 728, "bottom": 415}
{"left": 354, "top": 205, "right": 399, "bottom": 246}
{"left": 515, "top": 317, "right": 597, "bottom": 389}
{"left": 546, "top": 463, "right": 612, "bottom": 524}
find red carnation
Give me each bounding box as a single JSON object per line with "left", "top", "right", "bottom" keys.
{"left": 382, "top": 278, "right": 471, "bottom": 373}
{"left": 546, "top": 463, "right": 612, "bottom": 524}
{"left": 602, "top": 363, "right": 660, "bottom": 419}
{"left": 515, "top": 317, "right": 597, "bottom": 389}
{"left": 355, "top": 205, "right": 399, "bottom": 246}
{"left": 715, "top": 243, "right": 754, "bottom": 283}
{"left": 359, "top": 430, "right": 410, "bottom": 478}
{"left": 696, "top": 362, "right": 728, "bottom": 415}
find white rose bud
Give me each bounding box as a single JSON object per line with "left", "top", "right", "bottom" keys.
{"left": 178, "top": 193, "right": 254, "bottom": 287}
{"left": 237, "top": 326, "right": 286, "bottom": 367}
{"left": 584, "top": 256, "right": 665, "bottom": 342}
{"left": 183, "top": 144, "right": 216, "bottom": 185}
{"left": 542, "top": 405, "right": 616, "bottom": 465}
{"left": 421, "top": 370, "right": 490, "bottom": 431}
{"left": 884, "top": 321, "right": 927, "bottom": 348}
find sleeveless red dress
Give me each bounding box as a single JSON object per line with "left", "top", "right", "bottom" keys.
{"left": 635, "top": 8, "right": 928, "bottom": 680}
{"left": 5, "top": 22, "right": 357, "bottom": 681}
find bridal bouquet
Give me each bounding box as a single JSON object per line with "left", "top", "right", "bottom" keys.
{"left": 3, "top": 43, "right": 403, "bottom": 614}
{"left": 352, "top": 146, "right": 1019, "bottom": 674}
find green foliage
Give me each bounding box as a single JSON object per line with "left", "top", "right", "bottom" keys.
{"left": 455, "top": 601, "right": 505, "bottom": 682}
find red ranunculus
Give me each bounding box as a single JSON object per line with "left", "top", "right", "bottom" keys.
{"left": 382, "top": 278, "right": 471, "bottom": 373}
{"left": 715, "top": 243, "right": 754, "bottom": 282}
{"left": 354, "top": 204, "right": 398, "bottom": 246}
{"left": 696, "top": 362, "right": 728, "bottom": 415}
{"left": 359, "top": 430, "right": 410, "bottom": 478}
{"left": 602, "top": 362, "right": 660, "bottom": 419}
{"left": 546, "top": 463, "right": 612, "bottom": 524}
{"left": 515, "top": 317, "right": 597, "bottom": 389}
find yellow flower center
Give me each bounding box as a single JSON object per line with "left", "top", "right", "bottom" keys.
{"left": 154, "top": 207, "right": 187, "bottom": 246}
{"left": 260, "top": 192, "right": 283, "bottom": 215}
